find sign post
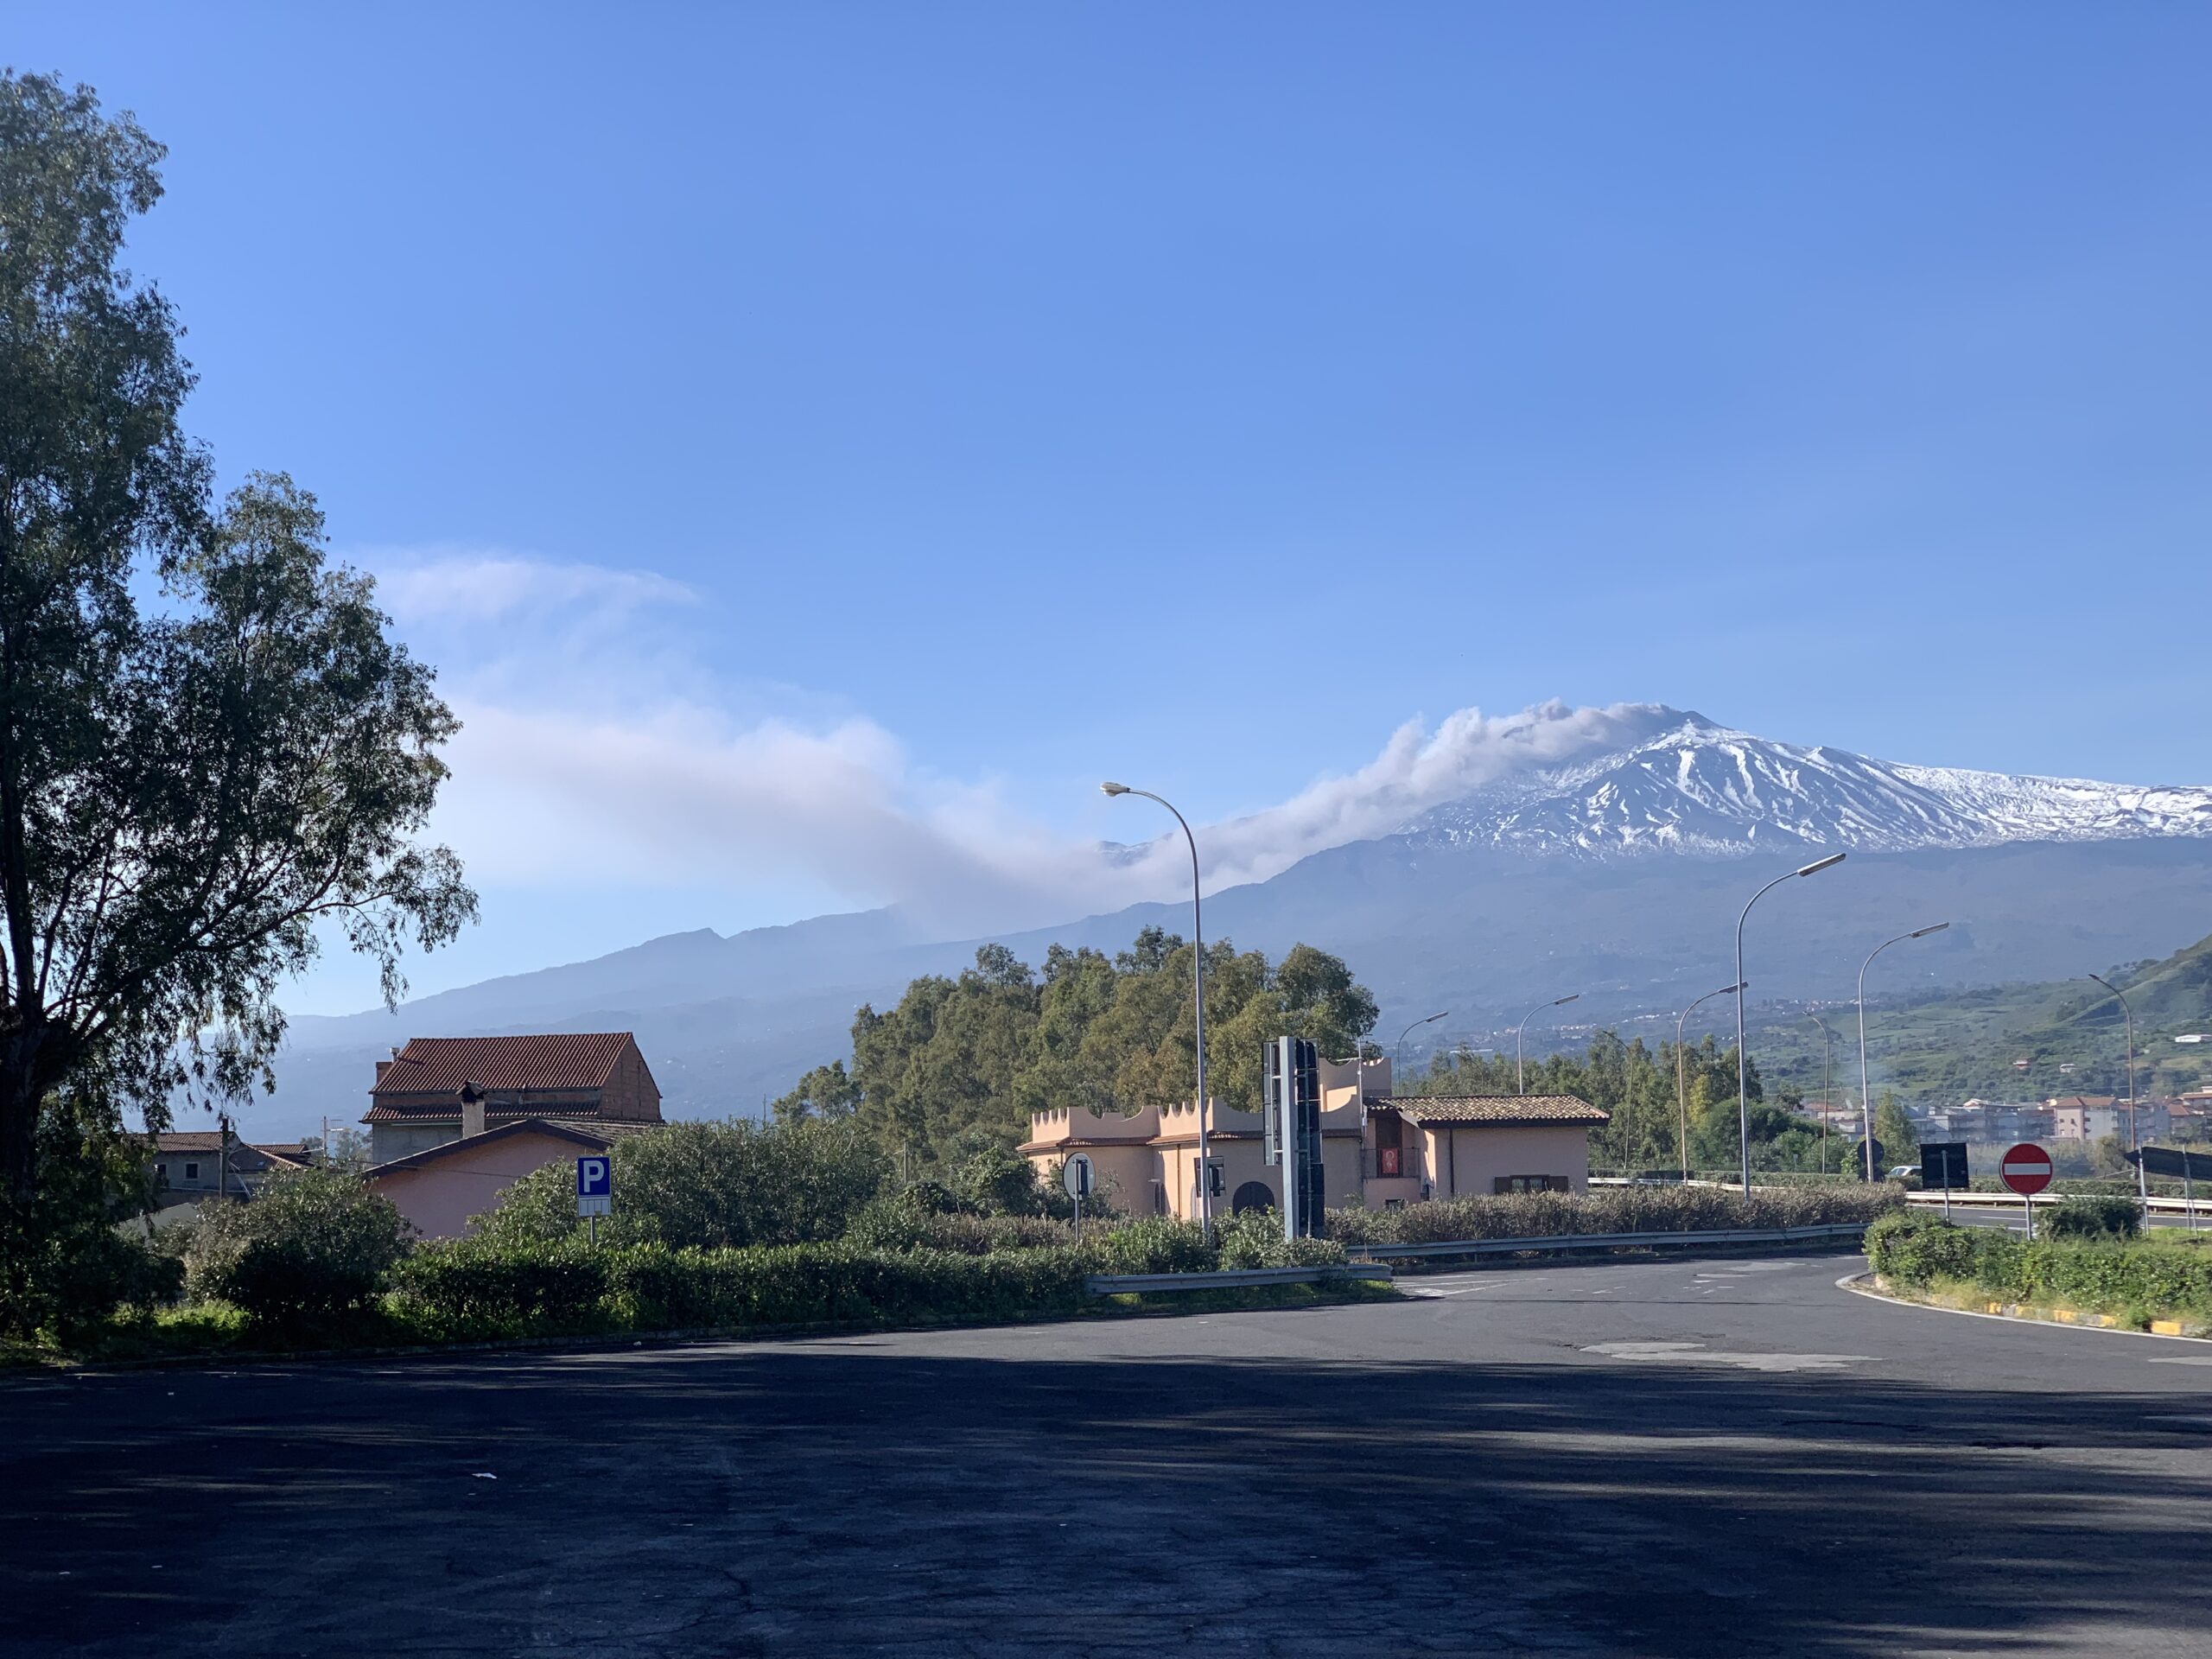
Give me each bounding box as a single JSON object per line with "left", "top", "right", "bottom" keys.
{"left": 1999, "top": 1142, "right": 2053, "bottom": 1240}
{"left": 1062, "top": 1153, "right": 1094, "bottom": 1244}
{"left": 576, "top": 1155, "right": 613, "bottom": 1248}
{"left": 1920, "top": 1141, "right": 1969, "bottom": 1223}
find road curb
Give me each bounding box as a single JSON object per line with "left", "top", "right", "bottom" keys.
{"left": 1835, "top": 1272, "right": 2211, "bottom": 1343}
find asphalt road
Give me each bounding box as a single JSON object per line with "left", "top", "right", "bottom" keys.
{"left": 7, "top": 1250, "right": 2211, "bottom": 1658}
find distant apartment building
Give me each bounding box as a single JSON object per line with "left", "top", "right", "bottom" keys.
{"left": 1020, "top": 1056, "right": 1607, "bottom": 1219}
{"left": 2046, "top": 1095, "right": 2169, "bottom": 1141}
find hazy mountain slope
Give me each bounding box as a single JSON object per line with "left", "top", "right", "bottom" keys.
{"left": 224, "top": 710, "right": 2212, "bottom": 1142}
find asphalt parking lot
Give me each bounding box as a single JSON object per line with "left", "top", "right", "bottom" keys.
{"left": 6, "top": 1250, "right": 2209, "bottom": 1657}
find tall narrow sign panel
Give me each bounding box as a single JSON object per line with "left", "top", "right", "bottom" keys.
{"left": 1262, "top": 1037, "right": 1325, "bottom": 1242}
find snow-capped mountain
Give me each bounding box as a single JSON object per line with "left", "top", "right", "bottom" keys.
{"left": 1408, "top": 709, "right": 2212, "bottom": 858}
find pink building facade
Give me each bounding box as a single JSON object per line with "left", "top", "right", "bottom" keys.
{"left": 1020, "top": 1056, "right": 1605, "bottom": 1221}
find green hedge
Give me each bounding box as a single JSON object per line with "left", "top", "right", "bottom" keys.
{"left": 1326, "top": 1183, "right": 1901, "bottom": 1247}
{"left": 1867, "top": 1211, "right": 2212, "bottom": 1322}
{"left": 394, "top": 1238, "right": 1092, "bottom": 1341}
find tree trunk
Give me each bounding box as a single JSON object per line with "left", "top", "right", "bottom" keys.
{"left": 0, "top": 1014, "right": 64, "bottom": 1213}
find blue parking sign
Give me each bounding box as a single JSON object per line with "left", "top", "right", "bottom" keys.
{"left": 576, "top": 1155, "right": 612, "bottom": 1217}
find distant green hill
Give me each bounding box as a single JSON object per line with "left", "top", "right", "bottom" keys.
{"left": 1744, "top": 930, "right": 2212, "bottom": 1109}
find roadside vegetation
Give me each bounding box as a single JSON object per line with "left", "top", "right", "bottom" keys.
{"left": 1866, "top": 1206, "right": 2212, "bottom": 1332}
{"left": 7, "top": 1120, "right": 1910, "bottom": 1363}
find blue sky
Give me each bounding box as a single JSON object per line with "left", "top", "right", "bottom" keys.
{"left": 14, "top": 4, "right": 2211, "bottom": 1011}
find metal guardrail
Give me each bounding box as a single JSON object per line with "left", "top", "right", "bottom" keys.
{"left": 1084, "top": 1263, "right": 1395, "bottom": 1296}
{"left": 1905, "top": 1191, "right": 2205, "bottom": 1214}
{"left": 1344, "top": 1221, "right": 1874, "bottom": 1262}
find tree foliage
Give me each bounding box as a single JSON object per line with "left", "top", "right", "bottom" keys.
{"left": 819, "top": 929, "right": 1379, "bottom": 1166}
{"left": 473, "top": 1118, "right": 888, "bottom": 1251}
{"left": 182, "top": 1166, "right": 412, "bottom": 1329}
{"left": 0, "top": 73, "right": 473, "bottom": 1281}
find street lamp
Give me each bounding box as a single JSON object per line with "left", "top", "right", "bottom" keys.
{"left": 1675, "top": 982, "right": 1744, "bottom": 1181}
{"left": 1735, "top": 851, "right": 1847, "bottom": 1195}
{"left": 1516, "top": 994, "right": 1580, "bottom": 1096}
{"left": 2086, "top": 972, "right": 2149, "bottom": 1210}
{"left": 1856, "top": 923, "right": 1949, "bottom": 1181}
{"left": 1808, "top": 1012, "right": 1837, "bottom": 1176}
{"left": 1395, "top": 1010, "right": 1448, "bottom": 1090}
{"left": 1102, "top": 781, "right": 1212, "bottom": 1232}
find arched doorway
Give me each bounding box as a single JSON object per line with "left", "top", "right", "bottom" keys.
{"left": 1230, "top": 1180, "right": 1275, "bottom": 1216}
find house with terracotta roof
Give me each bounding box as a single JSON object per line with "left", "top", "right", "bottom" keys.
{"left": 1019, "top": 1055, "right": 1605, "bottom": 1220}
{"left": 364, "top": 1032, "right": 664, "bottom": 1164}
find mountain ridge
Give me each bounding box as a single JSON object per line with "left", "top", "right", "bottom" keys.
{"left": 235, "top": 710, "right": 2212, "bottom": 1143}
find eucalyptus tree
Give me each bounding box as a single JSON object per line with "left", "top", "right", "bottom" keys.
{"left": 0, "top": 74, "right": 473, "bottom": 1284}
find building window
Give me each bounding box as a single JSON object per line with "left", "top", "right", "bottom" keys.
{"left": 1151, "top": 1182, "right": 1166, "bottom": 1216}
{"left": 1494, "top": 1175, "right": 1569, "bottom": 1195}
{"left": 1205, "top": 1162, "right": 1225, "bottom": 1198}
{"left": 183, "top": 1162, "right": 200, "bottom": 1180}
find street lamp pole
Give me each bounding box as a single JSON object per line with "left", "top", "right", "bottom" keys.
{"left": 1395, "top": 1011, "right": 1449, "bottom": 1091}
{"left": 2087, "top": 973, "right": 2148, "bottom": 1210}
{"left": 1856, "top": 923, "right": 1950, "bottom": 1182}
{"left": 1516, "top": 995, "right": 1581, "bottom": 1096}
{"left": 1808, "top": 1013, "right": 1836, "bottom": 1175}
{"left": 1735, "top": 853, "right": 1847, "bottom": 1195}
{"left": 1675, "top": 982, "right": 1745, "bottom": 1181}
{"left": 1102, "top": 782, "right": 1212, "bottom": 1232}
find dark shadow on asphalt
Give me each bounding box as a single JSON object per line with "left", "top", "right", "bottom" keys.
{"left": 7, "top": 1342, "right": 2212, "bottom": 1656}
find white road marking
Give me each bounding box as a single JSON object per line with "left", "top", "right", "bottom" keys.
{"left": 1582, "top": 1340, "right": 1873, "bottom": 1373}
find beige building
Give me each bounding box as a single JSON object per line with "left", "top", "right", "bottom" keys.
{"left": 1020, "top": 1056, "right": 1605, "bottom": 1220}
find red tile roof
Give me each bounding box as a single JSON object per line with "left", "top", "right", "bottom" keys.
{"left": 154, "top": 1132, "right": 231, "bottom": 1153}
{"left": 372, "top": 1033, "right": 639, "bottom": 1096}
{"left": 1382, "top": 1095, "right": 1610, "bottom": 1128}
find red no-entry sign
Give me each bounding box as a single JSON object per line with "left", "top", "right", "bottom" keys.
{"left": 2000, "top": 1143, "right": 2054, "bottom": 1197}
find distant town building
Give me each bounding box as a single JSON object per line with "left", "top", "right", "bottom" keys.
{"left": 363, "top": 1033, "right": 663, "bottom": 1164}
{"left": 149, "top": 1132, "right": 307, "bottom": 1202}
{"left": 1020, "top": 1056, "right": 1606, "bottom": 1219}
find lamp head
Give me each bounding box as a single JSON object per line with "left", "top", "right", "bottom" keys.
{"left": 1099, "top": 781, "right": 1131, "bottom": 798}
{"left": 1554, "top": 993, "right": 1581, "bottom": 1007}
{"left": 1424, "top": 1010, "right": 1448, "bottom": 1025}
{"left": 1796, "top": 852, "right": 1847, "bottom": 877}
{"left": 1910, "top": 922, "right": 1951, "bottom": 939}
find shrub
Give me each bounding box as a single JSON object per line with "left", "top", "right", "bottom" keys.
{"left": 1213, "top": 1209, "right": 1346, "bottom": 1269}
{"left": 472, "top": 1117, "right": 888, "bottom": 1250}
{"left": 1325, "top": 1183, "right": 1899, "bottom": 1247}
{"left": 1866, "top": 1210, "right": 1987, "bottom": 1283}
{"left": 0, "top": 1096, "right": 180, "bottom": 1344}
{"left": 1087, "top": 1216, "right": 1216, "bottom": 1274}
{"left": 1871, "top": 1217, "right": 2212, "bottom": 1323}
{"left": 394, "top": 1237, "right": 1092, "bottom": 1339}
{"left": 392, "top": 1236, "right": 612, "bottom": 1338}
{"left": 2044, "top": 1196, "right": 2141, "bottom": 1241}
{"left": 184, "top": 1166, "right": 412, "bottom": 1329}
